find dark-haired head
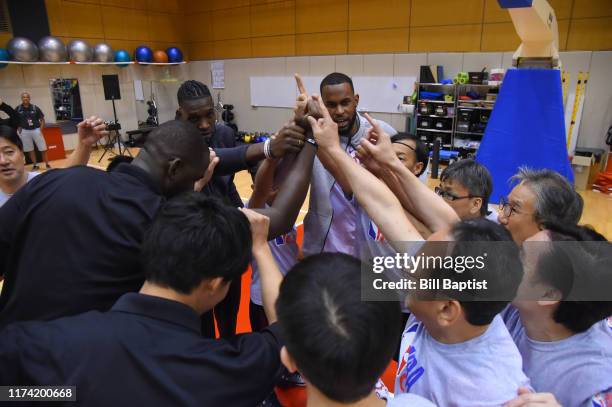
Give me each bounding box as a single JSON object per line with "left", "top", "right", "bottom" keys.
{"left": 0, "top": 125, "right": 27, "bottom": 188}
{"left": 391, "top": 132, "right": 429, "bottom": 176}
{"left": 135, "top": 120, "right": 208, "bottom": 197}
{"left": 320, "top": 72, "right": 359, "bottom": 135}
{"left": 176, "top": 80, "right": 216, "bottom": 140}
{"left": 439, "top": 159, "right": 492, "bottom": 219}
{"left": 143, "top": 193, "right": 251, "bottom": 311}
{"left": 277, "top": 253, "right": 402, "bottom": 403}
{"left": 517, "top": 224, "right": 612, "bottom": 334}
{"left": 409, "top": 219, "right": 522, "bottom": 327}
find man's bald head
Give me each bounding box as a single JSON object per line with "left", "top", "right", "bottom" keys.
{"left": 141, "top": 120, "right": 209, "bottom": 197}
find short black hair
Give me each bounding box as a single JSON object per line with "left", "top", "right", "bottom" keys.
{"left": 277, "top": 253, "right": 402, "bottom": 403}
{"left": 177, "top": 80, "right": 212, "bottom": 106}
{"left": 320, "top": 72, "right": 354, "bottom": 94}
{"left": 0, "top": 125, "right": 23, "bottom": 151}
{"left": 391, "top": 132, "right": 429, "bottom": 176}
{"left": 533, "top": 222, "right": 612, "bottom": 333}
{"left": 446, "top": 219, "right": 523, "bottom": 326}
{"left": 142, "top": 193, "right": 251, "bottom": 294}
{"left": 512, "top": 167, "right": 583, "bottom": 226}
{"left": 441, "top": 159, "right": 493, "bottom": 216}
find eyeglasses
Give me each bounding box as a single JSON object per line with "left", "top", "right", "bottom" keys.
{"left": 434, "top": 186, "right": 478, "bottom": 201}
{"left": 498, "top": 197, "right": 518, "bottom": 217}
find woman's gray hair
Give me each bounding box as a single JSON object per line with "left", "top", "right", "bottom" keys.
{"left": 511, "top": 167, "right": 583, "bottom": 225}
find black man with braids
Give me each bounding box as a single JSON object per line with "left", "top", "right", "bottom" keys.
{"left": 175, "top": 79, "right": 316, "bottom": 338}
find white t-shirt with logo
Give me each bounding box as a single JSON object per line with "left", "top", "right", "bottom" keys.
{"left": 394, "top": 313, "right": 530, "bottom": 406}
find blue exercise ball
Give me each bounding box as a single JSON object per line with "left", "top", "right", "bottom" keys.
{"left": 0, "top": 48, "right": 8, "bottom": 68}
{"left": 114, "top": 49, "right": 131, "bottom": 68}
{"left": 6, "top": 37, "right": 39, "bottom": 62}
{"left": 166, "top": 46, "right": 183, "bottom": 63}
{"left": 134, "top": 46, "right": 153, "bottom": 63}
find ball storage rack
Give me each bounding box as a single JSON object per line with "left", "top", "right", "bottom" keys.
{"left": 0, "top": 61, "right": 188, "bottom": 65}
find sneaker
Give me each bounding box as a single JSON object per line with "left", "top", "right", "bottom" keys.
{"left": 46, "top": 163, "right": 52, "bottom": 169}
{"left": 278, "top": 371, "right": 306, "bottom": 388}
{"left": 31, "top": 164, "right": 39, "bottom": 170}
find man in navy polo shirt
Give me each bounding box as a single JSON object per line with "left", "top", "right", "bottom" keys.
{"left": 0, "top": 194, "right": 286, "bottom": 407}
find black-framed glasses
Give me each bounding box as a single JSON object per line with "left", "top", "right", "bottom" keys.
{"left": 498, "top": 197, "right": 518, "bottom": 217}
{"left": 434, "top": 186, "right": 478, "bottom": 201}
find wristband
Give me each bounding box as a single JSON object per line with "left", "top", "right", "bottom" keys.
{"left": 305, "top": 137, "right": 318, "bottom": 148}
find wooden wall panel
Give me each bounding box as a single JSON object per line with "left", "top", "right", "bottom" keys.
{"left": 349, "top": 28, "right": 409, "bottom": 54}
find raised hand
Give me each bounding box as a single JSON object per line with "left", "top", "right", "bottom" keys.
{"left": 239, "top": 207, "right": 271, "bottom": 251}
{"left": 194, "top": 148, "right": 219, "bottom": 192}
{"left": 504, "top": 387, "right": 562, "bottom": 407}
{"left": 270, "top": 121, "right": 306, "bottom": 158}
{"left": 294, "top": 73, "right": 308, "bottom": 126}
{"left": 306, "top": 94, "right": 339, "bottom": 150}
{"left": 358, "top": 113, "right": 397, "bottom": 166}
{"left": 77, "top": 116, "right": 108, "bottom": 147}
{"left": 356, "top": 130, "right": 385, "bottom": 176}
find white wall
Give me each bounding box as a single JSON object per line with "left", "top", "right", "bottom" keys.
{"left": 0, "top": 63, "right": 189, "bottom": 150}
{"left": 1, "top": 51, "right": 608, "bottom": 152}
{"left": 189, "top": 51, "right": 611, "bottom": 150}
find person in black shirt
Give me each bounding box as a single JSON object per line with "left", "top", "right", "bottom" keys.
{"left": 0, "top": 194, "right": 286, "bottom": 407}
{"left": 175, "top": 80, "right": 309, "bottom": 338}
{"left": 15, "top": 92, "right": 50, "bottom": 170}
{"left": 0, "top": 120, "right": 209, "bottom": 328}
{"left": 0, "top": 96, "right": 21, "bottom": 129}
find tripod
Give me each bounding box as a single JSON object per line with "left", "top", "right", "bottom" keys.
{"left": 98, "top": 98, "right": 132, "bottom": 163}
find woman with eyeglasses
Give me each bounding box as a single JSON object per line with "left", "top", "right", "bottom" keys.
{"left": 496, "top": 167, "right": 583, "bottom": 244}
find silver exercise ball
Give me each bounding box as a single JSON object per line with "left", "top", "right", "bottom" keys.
{"left": 67, "top": 39, "right": 93, "bottom": 62}
{"left": 93, "top": 43, "right": 114, "bottom": 63}
{"left": 38, "top": 36, "right": 67, "bottom": 62}
{"left": 6, "top": 37, "right": 39, "bottom": 62}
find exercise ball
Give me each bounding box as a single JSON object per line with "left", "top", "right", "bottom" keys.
{"left": 0, "top": 48, "right": 8, "bottom": 68}
{"left": 68, "top": 40, "right": 93, "bottom": 62}
{"left": 6, "top": 37, "right": 39, "bottom": 62}
{"left": 93, "top": 43, "right": 114, "bottom": 63}
{"left": 134, "top": 46, "right": 153, "bottom": 63}
{"left": 114, "top": 49, "right": 131, "bottom": 67}
{"left": 38, "top": 36, "right": 67, "bottom": 62}
{"left": 152, "top": 50, "right": 168, "bottom": 63}
{"left": 166, "top": 47, "right": 183, "bottom": 63}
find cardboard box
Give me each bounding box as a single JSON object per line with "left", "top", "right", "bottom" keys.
{"left": 572, "top": 154, "right": 594, "bottom": 191}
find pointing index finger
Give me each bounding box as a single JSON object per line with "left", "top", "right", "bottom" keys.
{"left": 295, "top": 73, "right": 307, "bottom": 95}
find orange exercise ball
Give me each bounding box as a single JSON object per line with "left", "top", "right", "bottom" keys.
{"left": 152, "top": 50, "right": 168, "bottom": 63}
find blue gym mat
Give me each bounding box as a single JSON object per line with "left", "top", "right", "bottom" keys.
{"left": 476, "top": 69, "right": 573, "bottom": 204}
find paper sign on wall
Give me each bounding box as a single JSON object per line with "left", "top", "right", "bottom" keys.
{"left": 211, "top": 61, "right": 225, "bottom": 89}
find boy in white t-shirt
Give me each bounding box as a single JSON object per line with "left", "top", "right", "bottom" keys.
{"left": 504, "top": 224, "right": 612, "bottom": 407}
